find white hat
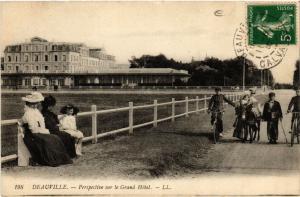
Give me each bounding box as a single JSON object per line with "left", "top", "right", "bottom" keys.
{"left": 244, "top": 90, "right": 250, "bottom": 95}
{"left": 22, "top": 92, "right": 44, "bottom": 103}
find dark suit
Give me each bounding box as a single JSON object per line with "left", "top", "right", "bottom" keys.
{"left": 209, "top": 94, "right": 235, "bottom": 133}
{"left": 262, "top": 100, "right": 282, "bottom": 142}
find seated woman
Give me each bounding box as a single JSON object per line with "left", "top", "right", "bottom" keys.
{"left": 21, "top": 92, "right": 72, "bottom": 167}
{"left": 59, "top": 104, "right": 84, "bottom": 156}
{"left": 41, "top": 95, "right": 77, "bottom": 158}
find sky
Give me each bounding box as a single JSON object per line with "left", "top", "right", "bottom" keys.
{"left": 0, "top": 1, "right": 299, "bottom": 83}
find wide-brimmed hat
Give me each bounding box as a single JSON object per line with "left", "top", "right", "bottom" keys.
{"left": 60, "top": 104, "right": 79, "bottom": 115}
{"left": 249, "top": 88, "right": 256, "bottom": 94}
{"left": 42, "top": 95, "right": 56, "bottom": 108}
{"left": 22, "top": 92, "right": 44, "bottom": 103}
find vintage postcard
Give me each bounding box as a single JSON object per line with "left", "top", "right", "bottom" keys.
{"left": 1, "top": 1, "right": 299, "bottom": 196}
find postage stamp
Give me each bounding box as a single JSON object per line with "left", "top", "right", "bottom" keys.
{"left": 248, "top": 4, "right": 296, "bottom": 45}
{"left": 233, "top": 23, "right": 288, "bottom": 69}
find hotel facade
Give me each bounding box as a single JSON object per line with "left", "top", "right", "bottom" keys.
{"left": 1, "top": 37, "right": 189, "bottom": 89}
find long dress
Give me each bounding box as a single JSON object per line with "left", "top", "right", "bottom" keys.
{"left": 42, "top": 109, "right": 77, "bottom": 158}
{"left": 233, "top": 104, "right": 247, "bottom": 139}
{"left": 22, "top": 106, "right": 72, "bottom": 166}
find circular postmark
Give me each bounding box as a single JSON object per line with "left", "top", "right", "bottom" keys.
{"left": 233, "top": 23, "right": 288, "bottom": 69}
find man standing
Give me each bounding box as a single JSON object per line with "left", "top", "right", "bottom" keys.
{"left": 208, "top": 87, "right": 235, "bottom": 137}
{"left": 262, "top": 92, "right": 283, "bottom": 144}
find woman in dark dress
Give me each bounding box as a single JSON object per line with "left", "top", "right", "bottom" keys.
{"left": 233, "top": 94, "right": 250, "bottom": 140}
{"left": 21, "top": 92, "right": 72, "bottom": 167}
{"left": 41, "top": 95, "right": 77, "bottom": 158}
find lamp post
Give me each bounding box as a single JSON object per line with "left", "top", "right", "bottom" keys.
{"left": 243, "top": 57, "right": 245, "bottom": 91}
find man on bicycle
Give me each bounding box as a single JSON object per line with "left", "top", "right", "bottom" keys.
{"left": 208, "top": 87, "right": 236, "bottom": 137}
{"left": 287, "top": 87, "right": 300, "bottom": 129}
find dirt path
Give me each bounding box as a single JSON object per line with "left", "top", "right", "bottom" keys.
{"left": 2, "top": 90, "right": 299, "bottom": 180}
{"left": 200, "top": 90, "right": 300, "bottom": 176}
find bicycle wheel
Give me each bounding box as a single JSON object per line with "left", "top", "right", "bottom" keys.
{"left": 212, "top": 122, "right": 219, "bottom": 144}
{"left": 291, "top": 119, "right": 297, "bottom": 147}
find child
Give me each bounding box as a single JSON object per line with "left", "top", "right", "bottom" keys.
{"left": 233, "top": 94, "right": 251, "bottom": 141}
{"left": 59, "top": 104, "right": 84, "bottom": 156}
{"left": 262, "top": 92, "right": 283, "bottom": 144}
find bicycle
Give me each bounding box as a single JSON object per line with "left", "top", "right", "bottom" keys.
{"left": 210, "top": 110, "right": 224, "bottom": 144}
{"left": 290, "top": 112, "right": 300, "bottom": 147}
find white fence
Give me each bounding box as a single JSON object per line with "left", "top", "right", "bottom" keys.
{"left": 1, "top": 93, "right": 242, "bottom": 164}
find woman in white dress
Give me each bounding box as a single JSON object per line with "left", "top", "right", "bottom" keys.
{"left": 21, "top": 92, "right": 72, "bottom": 166}
{"left": 59, "top": 104, "right": 84, "bottom": 156}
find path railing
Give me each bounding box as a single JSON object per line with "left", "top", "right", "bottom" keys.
{"left": 1, "top": 93, "right": 242, "bottom": 164}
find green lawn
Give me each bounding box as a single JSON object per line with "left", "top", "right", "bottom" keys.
{"left": 1, "top": 93, "right": 208, "bottom": 156}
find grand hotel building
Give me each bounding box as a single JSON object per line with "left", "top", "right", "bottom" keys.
{"left": 1, "top": 37, "right": 189, "bottom": 88}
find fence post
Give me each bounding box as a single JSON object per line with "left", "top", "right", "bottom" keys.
{"left": 153, "top": 100, "right": 158, "bottom": 127}
{"left": 171, "top": 98, "right": 175, "bottom": 122}
{"left": 185, "top": 97, "right": 189, "bottom": 117}
{"left": 196, "top": 96, "right": 199, "bottom": 114}
{"left": 91, "top": 105, "right": 97, "bottom": 143}
{"left": 129, "top": 102, "right": 133, "bottom": 134}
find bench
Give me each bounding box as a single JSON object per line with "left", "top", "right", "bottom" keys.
{"left": 17, "top": 121, "right": 31, "bottom": 166}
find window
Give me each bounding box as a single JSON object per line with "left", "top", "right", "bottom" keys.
{"left": 45, "top": 46, "right": 48, "bottom": 51}
{"left": 7, "top": 66, "right": 11, "bottom": 70}
{"left": 16, "top": 66, "right": 19, "bottom": 72}
{"left": 15, "top": 56, "right": 18, "bottom": 62}
{"left": 8, "top": 56, "right": 11, "bottom": 62}
{"left": 45, "top": 66, "right": 48, "bottom": 71}
{"left": 26, "top": 46, "right": 29, "bottom": 51}
{"left": 45, "top": 55, "right": 48, "bottom": 61}
{"left": 50, "top": 79, "right": 56, "bottom": 86}
{"left": 25, "top": 55, "right": 29, "bottom": 62}
{"left": 42, "top": 79, "right": 47, "bottom": 85}
{"left": 36, "top": 66, "right": 39, "bottom": 70}
{"left": 58, "top": 79, "right": 64, "bottom": 86}
{"left": 25, "top": 79, "right": 31, "bottom": 86}
{"left": 33, "top": 78, "right": 39, "bottom": 85}
{"left": 26, "top": 66, "right": 29, "bottom": 70}
{"left": 34, "top": 55, "right": 38, "bottom": 62}
{"left": 62, "top": 55, "right": 66, "bottom": 61}
{"left": 54, "top": 55, "right": 58, "bottom": 61}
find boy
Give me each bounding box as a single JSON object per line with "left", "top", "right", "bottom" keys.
{"left": 262, "top": 92, "right": 283, "bottom": 144}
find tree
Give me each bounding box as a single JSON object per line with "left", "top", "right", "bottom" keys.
{"left": 128, "top": 54, "right": 275, "bottom": 86}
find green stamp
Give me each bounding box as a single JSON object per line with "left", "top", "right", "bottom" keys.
{"left": 248, "top": 4, "right": 296, "bottom": 45}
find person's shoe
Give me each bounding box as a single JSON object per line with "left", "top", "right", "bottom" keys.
{"left": 219, "top": 133, "right": 223, "bottom": 137}
{"left": 273, "top": 141, "right": 277, "bottom": 144}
